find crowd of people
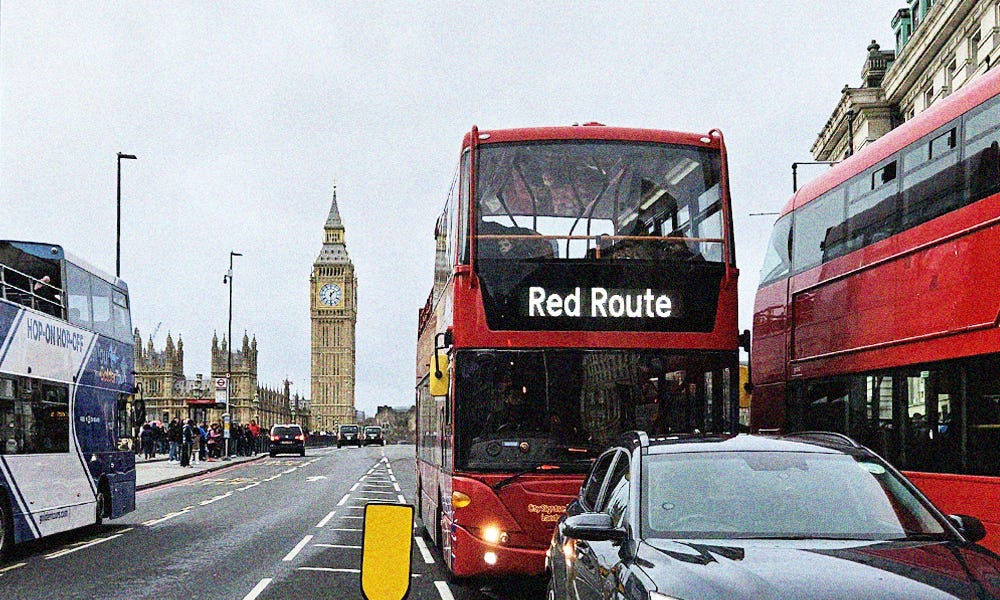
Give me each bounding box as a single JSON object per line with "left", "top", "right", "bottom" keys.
{"left": 137, "top": 418, "right": 264, "bottom": 465}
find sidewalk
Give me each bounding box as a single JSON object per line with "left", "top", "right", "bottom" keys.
{"left": 135, "top": 454, "right": 266, "bottom": 490}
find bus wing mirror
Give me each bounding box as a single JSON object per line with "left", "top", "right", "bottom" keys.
{"left": 430, "top": 353, "right": 450, "bottom": 397}
{"left": 739, "top": 329, "right": 751, "bottom": 353}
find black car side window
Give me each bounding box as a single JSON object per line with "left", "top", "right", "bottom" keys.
{"left": 582, "top": 450, "right": 618, "bottom": 511}
{"left": 600, "top": 451, "right": 631, "bottom": 524}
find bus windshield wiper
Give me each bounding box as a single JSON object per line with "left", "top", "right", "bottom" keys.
{"left": 492, "top": 464, "right": 561, "bottom": 491}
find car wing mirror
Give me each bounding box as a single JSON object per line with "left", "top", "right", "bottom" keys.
{"left": 948, "top": 514, "right": 987, "bottom": 543}
{"left": 563, "top": 512, "right": 627, "bottom": 542}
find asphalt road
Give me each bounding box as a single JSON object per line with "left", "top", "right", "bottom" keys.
{"left": 0, "top": 445, "right": 547, "bottom": 600}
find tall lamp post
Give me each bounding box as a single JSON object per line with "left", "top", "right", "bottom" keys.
{"left": 223, "top": 251, "right": 243, "bottom": 458}
{"left": 116, "top": 152, "right": 138, "bottom": 278}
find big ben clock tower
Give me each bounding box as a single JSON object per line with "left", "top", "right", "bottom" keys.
{"left": 310, "top": 187, "right": 357, "bottom": 432}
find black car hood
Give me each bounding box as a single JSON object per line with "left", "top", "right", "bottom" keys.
{"left": 639, "top": 538, "right": 1000, "bottom": 599}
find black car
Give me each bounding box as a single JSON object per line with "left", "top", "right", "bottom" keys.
{"left": 268, "top": 424, "right": 305, "bottom": 457}
{"left": 362, "top": 425, "right": 385, "bottom": 446}
{"left": 338, "top": 424, "right": 361, "bottom": 448}
{"left": 547, "top": 431, "right": 1000, "bottom": 600}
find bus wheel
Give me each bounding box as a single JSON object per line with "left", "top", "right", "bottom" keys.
{"left": 0, "top": 494, "right": 13, "bottom": 561}
{"left": 95, "top": 487, "right": 109, "bottom": 527}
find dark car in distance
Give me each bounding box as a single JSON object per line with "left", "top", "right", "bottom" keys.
{"left": 268, "top": 424, "right": 305, "bottom": 457}
{"left": 547, "top": 431, "right": 1000, "bottom": 600}
{"left": 362, "top": 425, "right": 385, "bottom": 446}
{"left": 338, "top": 424, "right": 361, "bottom": 448}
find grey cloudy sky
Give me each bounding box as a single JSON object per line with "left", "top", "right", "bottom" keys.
{"left": 1, "top": 2, "right": 901, "bottom": 417}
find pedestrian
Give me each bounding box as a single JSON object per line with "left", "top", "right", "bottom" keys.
{"left": 207, "top": 423, "right": 222, "bottom": 459}
{"left": 180, "top": 419, "right": 194, "bottom": 467}
{"left": 191, "top": 422, "right": 201, "bottom": 465}
{"left": 139, "top": 423, "right": 154, "bottom": 459}
{"left": 198, "top": 422, "right": 208, "bottom": 462}
{"left": 167, "top": 419, "right": 181, "bottom": 462}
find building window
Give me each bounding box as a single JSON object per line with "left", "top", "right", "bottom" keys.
{"left": 923, "top": 84, "right": 935, "bottom": 109}
{"left": 945, "top": 56, "right": 956, "bottom": 93}
{"left": 969, "top": 29, "right": 981, "bottom": 76}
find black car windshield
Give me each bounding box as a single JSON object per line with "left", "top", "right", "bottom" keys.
{"left": 366, "top": 427, "right": 381, "bottom": 434}
{"left": 340, "top": 426, "right": 358, "bottom": 433}
{"left": 454, "top": 349, "right": 735, "bottom": 472}
{"left": 642, "top": 451, "right": 947, "bottom": 540}
{"left": 272, "top": 426, "right": 301, "bottom": 436}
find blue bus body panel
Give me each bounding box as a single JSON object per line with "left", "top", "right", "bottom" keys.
{"left": 0, "top": 298, "right": 136, "bottom": 539}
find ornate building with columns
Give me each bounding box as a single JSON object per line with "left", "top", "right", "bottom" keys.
{"left": 133, "top": 328, "right": 309, "bottom": 430}
{"left": 310, "top": 188, "right": 358, "bottom": 433}
{"left": 813, "top": 0, "right": 1000, "bottom": 160}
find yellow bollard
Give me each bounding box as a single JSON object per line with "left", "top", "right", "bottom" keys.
{"left": 361, "top": 503, "right": 414, "bottom": 600}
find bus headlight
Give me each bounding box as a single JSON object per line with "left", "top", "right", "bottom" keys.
{"left": 452, "top": 491, "right": 471, "bottom": 508}
{"left": 482, "top": 526, "right": 508, "bottom": 544}
{"left": 484, "top": 551, "right": 498, "bottom": 565}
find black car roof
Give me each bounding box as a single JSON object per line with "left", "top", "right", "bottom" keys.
{"left": 628, "top": 432, "right": 857, "bottom": 456}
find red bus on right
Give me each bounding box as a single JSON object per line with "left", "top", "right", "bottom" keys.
{"left": 751, "top": 65, "right": 1000, "bottom": 552}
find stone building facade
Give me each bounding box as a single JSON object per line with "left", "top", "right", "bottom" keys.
{"left": 310, "top": 188, "right": 358, "bottom": 434}
{"left": 134, "top": 328, "right": 309, "bottom": 431}
{"left": 813, "top": 0, "right": 1000, "bottom": 161}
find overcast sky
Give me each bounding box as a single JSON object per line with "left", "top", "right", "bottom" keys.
{"left": 1, "top": 2, "right": 902, "bottom": 417}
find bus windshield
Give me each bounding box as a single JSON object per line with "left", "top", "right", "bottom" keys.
{"left": 476, "top": 141, "right": 724, "bottom": 262}
{"left": 454, "top": 349, "right": 735, "bottom": 472}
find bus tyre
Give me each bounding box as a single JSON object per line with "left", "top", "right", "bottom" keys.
{"left": 0, "top": 495, "right": 13, "bottom": 561}
{"left": 95, "top": 488, "right": 109, "bottom": 527}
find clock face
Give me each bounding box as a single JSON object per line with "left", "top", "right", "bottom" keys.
{"left": 320, "top": 283, "right": 343, "bottom": 306}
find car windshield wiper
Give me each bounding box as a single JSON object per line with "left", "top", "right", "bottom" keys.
{"left": 891, "top": 532, "right": 952, "bottom": 542}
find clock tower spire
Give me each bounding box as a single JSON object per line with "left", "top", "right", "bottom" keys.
{"left": 310, "top": 185, "right": 357, "bottom": 432}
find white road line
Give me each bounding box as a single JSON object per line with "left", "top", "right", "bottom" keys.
{"left": 282, "top": 467, "right": 298, "bottom": 474}
{"left": 200, "top": 492, "right": 234, "bottom": 506}
{"left": 345, "top": 505, "right": 363, "bottom": 511}
{"left": 337, "top": 494, "right": 350, "bottom": 506}
{"left": 435, "top": 581, "right": 456, "bottom": 600}
{"left": 393, "top": 483, "right": 401, "bottom": 492}
{"left": 349, "top": 496, "right": 385, "bottom": 501}
{"left": 330, "top": 527, "right": 362, "bottom": 532}
{"left": 142, "top": 506, "right": 194, "bottom": 526}
{"left": 237, "top": 482, "right": 261, "bottom": 491}
{"left": 360, "top": 490, "right": 396, "bottom": 495}
{"left": 242, "top": 578, "right": 272, "bottom": 600}
{"left": 313, "top": 543, "right": 362, "bottom": 549}
{"left": 45, "top": 533, "right": 123, "bottom": 559}
{"left": 0, "top": 562, "right": 26, "bottom": 574}
{"left": 341, "top": 515, "right": 363, "bottom": 519}
{"left": 282, "top": 535, "right": 314, "bottom": 562}
{"left": 350, "top": 482, "right": 360, "bottom": 492}
{"left": 315, "top": 510, "right": 337, "bottom": 528}
{"left": 297, "top": 567, "right": 360, "bottom": 573}
{"left": 414, "top": 536, "right": 435, "bottom": 564}
{"left": 397, "top": 494, "right": 406, "bottom": 503}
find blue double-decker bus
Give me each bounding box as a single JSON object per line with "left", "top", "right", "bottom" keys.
{"left": 0, "top": 241, "right": 136, "bottom": 558}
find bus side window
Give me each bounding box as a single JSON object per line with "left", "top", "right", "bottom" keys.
{"left": 91, "top": 275, "right": 114, "bottom": 338}
{"left": 66, "top": 263, "right": 93, "bottom": 330}
{"left": 112, "top": 289, "right": 131, "bottom": 341}
{"left": 964, "top": 96, "right": 1000, "bottom": 203}
{"left": 900, "top": 119, "right": 962, "bottom": 229}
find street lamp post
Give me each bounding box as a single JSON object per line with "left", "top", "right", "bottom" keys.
{"left": 116, "top": 152, "right": 137, "bottom": 278}
{"left": 223, "top": 251, "right": 243, "bottom": 458}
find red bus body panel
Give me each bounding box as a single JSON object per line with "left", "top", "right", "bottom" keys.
{"left": 752, "top": 68, "right": 1000, "bottom": 553}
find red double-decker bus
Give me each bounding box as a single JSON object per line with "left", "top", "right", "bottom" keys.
{"left": 416, "top": 124, "right": 742, "bottom": 579}
{"left": 751, "top": 67, "right": 1000, "bottom": 551}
